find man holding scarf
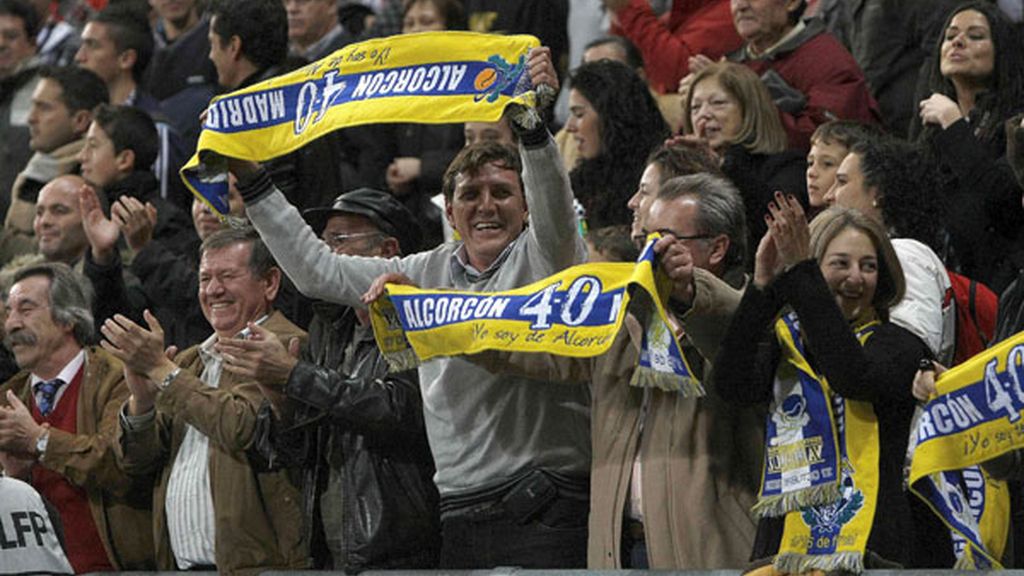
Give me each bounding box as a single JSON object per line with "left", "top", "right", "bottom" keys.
{"left": 230, "top": 47, "right": 593, "bottom": 569}
{"left": 417, "top": 172, "right": 764, "bottom": 569}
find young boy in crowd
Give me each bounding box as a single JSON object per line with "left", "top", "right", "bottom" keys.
{"left": 805, "top": 120, "right": 880, "bottom": 218}
{"left": 77, "top": 104, "right": 194, "bottom": 256}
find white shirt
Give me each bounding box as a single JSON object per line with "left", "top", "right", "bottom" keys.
{"left": 164, "top": 316, "right": 269, "bottom": 568}
{"left": 164, "top": 334, "right": 223, "bottom": 569}
{"left": 30, "top": 350, "right": 85, "bottom": 414}
{"left": 891, "top": 238, "right": 955, "bottom": 365}
{"left": 0, "top": 477, "right": 73, "bottom": 575}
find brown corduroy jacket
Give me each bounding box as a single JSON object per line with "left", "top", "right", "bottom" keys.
{"left": 116, "top": 310, "right": 308, "bottom": 575}
{"left": 0, "top": 346, "right": 156, "bottom": 569}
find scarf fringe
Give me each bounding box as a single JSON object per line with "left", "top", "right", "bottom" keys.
{"left": 752, "top": 483, "right": 842, "bottom": 518}
{"left": 382, "top": 347, "right": 420, "bottom": 373}
{"left": 953, "top": 549, "right": 997, "bottom": 570}
{"left": 629, "top": 366, "right": 705, "bottom": 397}
{"left": 774, "top": 551, "right": 864, "bottom": 574}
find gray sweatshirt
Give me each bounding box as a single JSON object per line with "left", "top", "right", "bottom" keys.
{"left": 244, "top": 135, "right": 591, "bottom": 496}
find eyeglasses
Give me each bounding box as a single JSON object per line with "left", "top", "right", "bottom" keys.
{"left": 652, "top": 229, "right": 715, "bottom": 241}
{"left": 325, "top": 231, "right": 384, "bottom": 250}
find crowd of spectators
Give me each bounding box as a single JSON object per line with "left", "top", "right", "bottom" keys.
{"left": 0, "top": 0, "right": 1023, "bottom": 573}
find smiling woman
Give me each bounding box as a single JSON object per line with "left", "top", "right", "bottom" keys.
{"left": 681, "top": 62, "right": 806, "bottom": 268}
{"left": 714, "top": 205, "right": 952, "bottom": 570}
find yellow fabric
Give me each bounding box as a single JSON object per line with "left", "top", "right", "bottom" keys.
{"left": 369, "top": 236, "right": 702, "bottom": 394}
{"left": 907, "top": 331, "right": 1024, "bottom": 568}
{"left": 975, "top": 472, "right": 1010, "bottom": 568}
{"left": 909, "top": 330, "right": 1024, "bottom": 479}
{"left": 181, "top": 32, "right": 539, "bottom": 213}
{"left": 771, "top": 319, "right": 880, "bottom": 574}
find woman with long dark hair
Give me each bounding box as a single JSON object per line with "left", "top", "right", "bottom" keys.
{"left": 912, "top": 1, "right": 1024, "bottom": 292}
{"left": 566, "top": 59, "right": 669, "bottom": 230}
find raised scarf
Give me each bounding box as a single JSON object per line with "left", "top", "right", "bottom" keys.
{"left": 181, "top": 31, "right": 539, "bottom": 214}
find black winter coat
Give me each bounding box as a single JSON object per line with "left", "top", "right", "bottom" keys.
{"left": 252, "top": 303, "right": 440, "bottom": 570}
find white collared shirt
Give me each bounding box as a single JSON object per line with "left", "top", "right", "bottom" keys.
{"left": 165, "top": 333, "right": 220, "bottom": 569}
{"left": 30, "top": 349, "right": 85, "bottom": 414}
{"left": 165, "top": 316, "right": 270, "bottom": 569}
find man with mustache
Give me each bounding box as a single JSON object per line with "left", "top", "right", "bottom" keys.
{"left": 0, "top": 262, "right": 154, "bottom": 572}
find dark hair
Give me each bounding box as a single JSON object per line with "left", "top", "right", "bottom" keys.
{"left": 809, "top": 207, "right": 905, "bottom": 319}
{"left": 0, "top": 0, "right": 38, "bottom": 39}
{"left": 583, "top": 36, "right": 644, "bottom": 70}
{"left": 569, "top": 59, "right": 670, "bottom": 229}
{"left": 338, "top": 2, "right": 375, "bottom": 36}
{"left": 442, "top": 141, "right": 523, "bottom": 200}
{"left": 402, "top": 0, "right": 466, "bottom": 30}
{"left": 586, "top": 225, "right": 639, "bottom": 262}
{"left": 809, "top": 120, "right": 883, "bottom": 150}
{"left": 92, "top": 104, "right": 158, "bottom": 171}
{"left": 200, "top": 226, "right": 279, "bottom": 279}
{"left": 850, "top": 136, "right": 942, "bottom": 252}
{"left": 912, "top": 1, "right": 1024, "bottom": 144}
{"left": 38, "top": 66, "right": 109, "bottom": 113}
{"left": 13, "top": 262, "right": 95, "bottom": 346}
{"left": 646, "top": 142, "right": 722, "bottom": 181}
{"left": 788, "top": 0, "right": 807, "bottom": 25}
{"left": 656, "top": 173, "right": 748, "bottom": 271}
{"left": 209, "top": 0, "right": 288, "bottom": 71}
{"left": 90, "top": 3, "right": 154, "bottom": 82}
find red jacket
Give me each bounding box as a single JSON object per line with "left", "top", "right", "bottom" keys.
{"left": 611, "top": 0, "right": 742, "bottom": 94}
{"left": 731, "top": 19, "right": 880, "bottom": 150}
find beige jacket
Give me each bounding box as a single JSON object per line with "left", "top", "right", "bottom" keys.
{"left": 0, "top": 139, "right": 84, "bottom": 264}
{"left": 0, "top": 347, "right": 155, "bottom": 569}
{"left": 117, "top": 311, "right": 308, "bottom": 575}
{"left": 476, "top": 268, "right": 764, "bottom": 568}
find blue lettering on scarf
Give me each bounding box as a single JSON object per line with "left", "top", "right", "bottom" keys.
{"left": 203, "top": 60, "right": 524, "bottom": 135}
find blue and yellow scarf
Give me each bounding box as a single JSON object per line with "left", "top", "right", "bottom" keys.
{"left": 907, "top": 331, "right": 1024, "bottom": 569}
{"left": 369, "top": 236, "right": 701, "bottom": 394}
{"left": 764, "top": 312, "right": 881, "bottom": 573}
{"left": 181, "top": 31, "right": 540, "bottom": 214}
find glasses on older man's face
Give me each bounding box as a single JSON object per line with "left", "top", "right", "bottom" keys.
{"left": 649, "top": 228, "right": 714, "bottom": 242}
{"left": 325, "top": 231, "right": 384, "bottom": 252}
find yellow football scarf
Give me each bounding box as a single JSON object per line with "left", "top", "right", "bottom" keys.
{"left": 907, "top": 331, "right": 1024, "bottom": 569}
{"left": 181, "top": 31, "right": 539, "bottom": 214}
{"left": 767, "top": 313, "right": 880, "bottom": 574}
{"left": 369, "top": 236, "right": 702, "bottom": 394}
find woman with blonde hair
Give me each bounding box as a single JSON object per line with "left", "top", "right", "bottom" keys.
{"left": 682, "top": 62, "right": 806, "bottom": 266}
{"left": 714, "top": 201, "right": 948, "bottom": 571}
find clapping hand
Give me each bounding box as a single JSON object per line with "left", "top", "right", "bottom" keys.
{"left": 216, "top": 323, "right": 301, "bottom": 387}
{"left": 754, "top": 192, "right": 808, "bottom": 288}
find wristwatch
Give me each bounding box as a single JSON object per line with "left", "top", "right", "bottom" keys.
{"left": 159, "top": 367, "right": 182, "bottom": 391}
{"left": 35, "top": 429, "right": 50, "bottom": 456}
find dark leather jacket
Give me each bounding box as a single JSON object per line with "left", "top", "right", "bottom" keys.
{"left": 252, "top": 302, "right": 440, "bottom": 570}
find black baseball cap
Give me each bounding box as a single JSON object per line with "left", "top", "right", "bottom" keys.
{"left": 303, "top": 188, "right": 423, "bottom": 254}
